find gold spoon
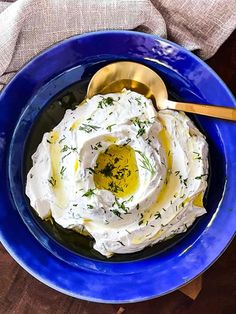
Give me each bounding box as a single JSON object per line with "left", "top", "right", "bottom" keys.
{"left": 87, "top": 61, "right": 236, "bottom": 121}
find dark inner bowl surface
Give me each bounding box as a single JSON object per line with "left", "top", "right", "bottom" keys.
{"left": 22, "top": 73, "right": 225, "bottom": 263}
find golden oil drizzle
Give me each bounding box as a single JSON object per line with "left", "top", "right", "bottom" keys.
{"left": 69, "top": 119, "right": 80, "bottom": 131}
{"left": 103, "top": 136, "right": 117, "bottom": 143}
{"left": 193, "top": 192, "right": 203, "bottom": 207}
{"left": 142, "top": 119, "right": 178, "bottom": 223}
{"left": 49, "top": 131, "right": 59, "bottom": 143}
{"left": 132, "top": 235, "right": 146, "bottom": 245}
{"left": 149, "top": 229, "right": 163, "bottom": 241}
{"left": 74, "top": 159, "right": 79, "bottom": 173}
{"left": 94, "top": 144, "right": 139, "bottom": 198}
{"left": 49, "top": 131, "right": 67, "bottom": 212}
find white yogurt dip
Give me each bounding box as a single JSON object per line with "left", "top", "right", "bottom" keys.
{"left": 26, "top": 90, "right": 208, "bottom": 257}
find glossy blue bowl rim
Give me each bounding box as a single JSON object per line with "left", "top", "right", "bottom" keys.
{"left": 0, "top": 30, "right": 235, "bottom": 303}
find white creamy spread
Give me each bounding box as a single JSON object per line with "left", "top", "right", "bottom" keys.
{"left": 26, "top": 90, "right": 208, "bottom": 257}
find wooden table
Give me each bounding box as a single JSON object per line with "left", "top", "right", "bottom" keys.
{"left": 0, "top": 31, "right": 235, "bottom": 314}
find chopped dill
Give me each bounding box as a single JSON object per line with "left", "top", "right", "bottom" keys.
{"left": 61, "top": 145, "right": 77, "bottom": 153}
{"left": 86, "top": 167, "right": 96, "bottom": 174}
{"left": 106, "top": 124, "right": 116, "bottom": 132}
{"left": 122, "top": 138, "right": 131, "bottom": 146}
{"left": 91, "top": 142, "right": 102, "bottom": 150}
{"left": 100, "top": 162, "right": 115, "bottom": 177}
{"left": 82, "top": 188, "right": 95, "bottom": 197}
{"left": 61, "top": 151, "right": 71, "bottom": 161}
{"left": 117, "top": 241, "right": 125, "bottom": 246}
{"left": 195, "top": 174, "right": 208, "bottom": 180}
{"left": 48, "top": 176, "right": 56, "bottom": 187}
{"left": 135, "top": 150, "right": 155, "bottom": 176}
{"left": 154, "top": 212, "right": 161, "bottom": 219}
{"left": 98, "top": 97, "right": 114, "bottom": 109}
{"left": 58, "top": 135, "right": 66, "bottom": 143}
{"left": 79, "top": 123, "right": 100, "bottom": 133}
{"left": 183, "top": 178, "right": 188, "bottom": 187}
{"left": 113, "top": 197, "right": 129, "bottom": 213}
{"left": 131, "top": 117, "right": 151, "bottom": 137}
{"left": 111, "top": 209, "right": 123, "bottom": 219}
{"left": 60, "top": 166, "right": 66, "bottom": 178}
{"left": 139, "top": 213, "right": 144, "bottom": 225}
{"left": 108, "top": 182, "right": 124, "bottom": 193}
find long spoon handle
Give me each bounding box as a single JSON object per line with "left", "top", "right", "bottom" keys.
{"left": 166, "top": 100, "right": 236, "bottom": 121}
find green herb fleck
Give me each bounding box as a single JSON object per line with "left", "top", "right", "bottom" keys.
{"left": 117, "top": 241, "right": 125, "bottom": 246}
{"left": 131, "top": 117, "right": 151, "bottom": 137}
{"left": 98, "top": 97, "right": 114, "bottom": 109}
{"left": 58, "top": 135, "right": 66, "bottom": 144}
{"left": 139, "top": 213, "right": 144, "bottom": 225}
{"left": 62, "top": 151, "right": 72, "bottom": 161}
{"left": 61, "top": 145, "right": 69, "bottom": 152}
{"left": 82, "top": 189, "right": 95, "bottom": 197}
{"left": 60, "top": 166, "right": 66, "bottom": 178}
{"left": 48, "top": 176, "right": 56, "bottom": 187}
{"left": 106, "top": 124, "right": 116, "bottom": 132}
{"left": 91, "top": 142, "right": 102, "bottom": 150}
{"left": 193, "top": 152, "right": 202, "bottom": 160}
{"left": 100, "top": 162, "right": 115, "bottom": 177}
{"left": 195, "top": 174, "right": 208, "bottom": 180}
{"left": 86, "top": 167, "right": 96, "bottom": 175}
{"left": 122, "top": 138, "right": 131, "bottom": 146}
{"left": 154, "top": 212, "right": 161, "bottom": 219}
{"left": 108, "top": 182, "right": 124, "bottom": 193}
{"left": 111, "top": 209, "right": 123, "bottom": 219}
{"left": 79, "top": 123, "right": 100, "bottom": 133}
{"left": 135, "top": 150, "right": 155, "bottom": 176}
{"left": 138, "top": 220, "right": 144, "bottom": 226}
{"left": 113, "top": 197, "right": 129, "bottom": 213}
{"left": 135, "top": 97, "right": 142, "bottom": 106}
{"left": 61, "top": 145, "right": 77, "bottom": 153}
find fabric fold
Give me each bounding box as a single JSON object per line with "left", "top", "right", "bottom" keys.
{"left": 0, "top": 0, "right": 235, "bottom": 89}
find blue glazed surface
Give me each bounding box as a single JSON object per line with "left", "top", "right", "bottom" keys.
{"left": 0, "top": 30, "right": 236, "bottom": 303}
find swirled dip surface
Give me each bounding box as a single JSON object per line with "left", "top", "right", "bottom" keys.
{"left": 26, "top": 90, "right": 208, "bottom": 257}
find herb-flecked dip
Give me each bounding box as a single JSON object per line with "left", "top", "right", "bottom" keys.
{"left": 26, "top": 90, "right": 208, "bottom": 257}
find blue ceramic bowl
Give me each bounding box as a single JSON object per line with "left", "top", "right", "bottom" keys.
{"left": 0, "top": 31, "right": 235, "bottom": 303}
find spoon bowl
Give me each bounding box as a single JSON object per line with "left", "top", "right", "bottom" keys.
{"left": 87, "top": 61, "right": 236, "bottom": 120}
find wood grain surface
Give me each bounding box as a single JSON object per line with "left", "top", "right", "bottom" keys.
{"left": 0, "top": 30, "right": 235, "bottom": 314}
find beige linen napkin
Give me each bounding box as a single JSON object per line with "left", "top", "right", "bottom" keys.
{"left": 0, "top": 0, "right": 235, "bottom": 90}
